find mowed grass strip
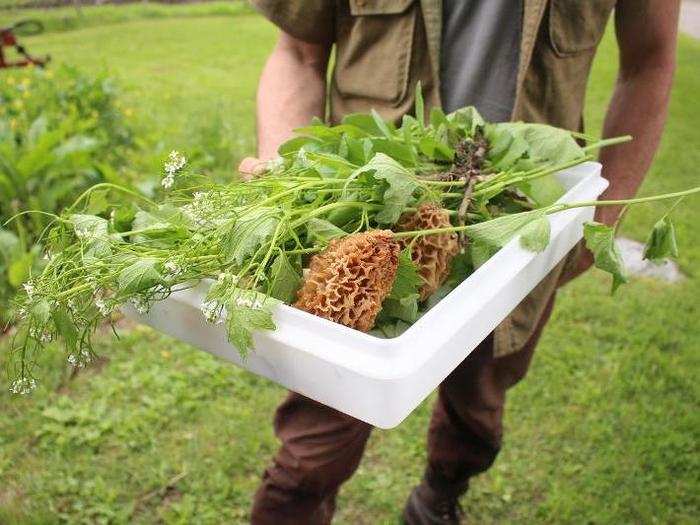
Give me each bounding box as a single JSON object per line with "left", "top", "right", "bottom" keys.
{"left": 1, "top": 14, "right": 699, "bottom": 525}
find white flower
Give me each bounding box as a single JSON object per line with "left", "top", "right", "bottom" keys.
{"left": 10, "top": 377, "right": 37, "bottom": 395}
{"left": 164, "top": 260, "right": 182, "bottom": 277}
{"left": 94, "top": 296, "right": 111, "bottom": 316}
{"left": 67, "top": 349, "right": 93, "bottom": 369}
{"left": 161, "top": 174, "right": 175, "bottom": 190}
{"left": 130, "top": 296, "right": 149, "bottom": 315}
{"left": 235, "top": 296, "right": 263, "bottom": 310}
{"left": 201, "top": 300, "right": 223, "bottom": 324}
{"left": 162, "top": 150, "right": 186, "bottom": 189}
{"left": 22, "top": 281, "right": 35, "bottom": 298}
{"left": 164, "top": 150, "right": 186, "bottom": 175}
{"left": 30, "top": 327, "right": 52, "bottom": 343}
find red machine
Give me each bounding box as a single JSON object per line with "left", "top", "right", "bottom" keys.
{"left": 1, "top": 20, "right": 50, "bottom": 69}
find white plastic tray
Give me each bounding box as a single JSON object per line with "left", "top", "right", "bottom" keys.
{"left": 125, "top": 162, "right": 607, "bottom": 428}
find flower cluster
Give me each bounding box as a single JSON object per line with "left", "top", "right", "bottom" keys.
{"left": 201, "top": 300, "right": 223, "bottom": 324}
{"left": 10, "top": 377, "right": 37, "bottom": 395}
{"left": 161, "top": 150, "right": 187, "bottom": 189}
{"left": 67, "top": 349, "right": 93, "bottom": 368}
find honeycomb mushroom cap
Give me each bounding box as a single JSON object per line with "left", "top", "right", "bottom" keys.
{"left": 294, "top": 230, "right": 401, "bottom": 332}
{"left": 396, "top": 203, "right": 459, "bottom": 301}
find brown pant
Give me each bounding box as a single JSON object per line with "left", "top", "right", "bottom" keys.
{"left": 250, "top": 297, "right": 555, "bottom": 524}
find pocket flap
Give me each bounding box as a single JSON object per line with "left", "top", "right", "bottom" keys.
{"left": 349, "top": 0, "right": 415, "bottom": 16}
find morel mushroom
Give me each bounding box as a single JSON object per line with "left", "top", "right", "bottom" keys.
{"left": 294, "top": 230, "right": 401, "bottom": 332}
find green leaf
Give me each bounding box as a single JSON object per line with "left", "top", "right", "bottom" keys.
{"left": 490, "top": 122, "right": 584, "bottom": 166}
{"left": 85, "top": 189, "right": 110, "bottom": 215}
{"left": 70, "top": 214, "right": 109, "bottom": 239}
{"left": 225, "top": 294, "right": 278, "bottom": 357}
{"left": 446, "top": 106, "right": 485, "bottom": 137}
{"left": 27, "top": 115, "right": 48, "bottom": 145}
{"left": 8, "top": 252, "right": 34, "bottom": 288}
{"left": 341, "top": 113, "right": 388, "bottom": 136}
{"left": 380, "top": 249, "right": 422, "bottom": 323}
{"left": 352, "top": 153, "right": 418, "bottom": 224}
{"left": 371, "top": 109, "right": 394, "bottom": 139}
{"left": 380, "top": 295, "right": 420, "bottom": 323}
{"left": 117, "top": 258, "right": 162, "bottom": 294}
{"left": 54, "top": 135, "right": 99, "bottom": 158}
{"left": 418, "top": 136, "right": 454, "bottom": 162}
{"left": 388, "top": 249, "right": 422, "bottom": 301}
{"left": 465, "top": 210, "right": 546, "bottom": 252}
{"left": 222, "top": 208, "right": 280, "bottom": 266}
{"left": 519, "top": 216, "right": 551, "bottom": 252}
{"left": 53, "top": 307, "right": 79, "bottom": 354}
{"left": 583, "top": 222, "right": 628, "bottom": 293}
{"left": 306, "top": 218, "right": 346, "bottom": 244}
{"left": 268, "top": 252, "right": 302, "bottom": 303}
{"left": 31, "top": 299, "right": 52, "bottom": 324}
{"left": 643, "top": 216, "right": 679, "bottom": 263}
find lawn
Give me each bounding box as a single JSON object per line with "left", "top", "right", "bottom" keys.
{"left": 1, "top": 7, "right": 699, "bottom": 525}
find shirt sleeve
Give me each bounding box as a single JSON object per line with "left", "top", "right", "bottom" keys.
{"left": 249, "top": 0, "right": 336, "bottom": 44}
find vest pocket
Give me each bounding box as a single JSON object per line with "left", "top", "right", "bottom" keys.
{"left": 335, "top": 0, "right": 417, "bottom": 105}
{"left": 548, "top": 0, "right": 616, "bottom": 56}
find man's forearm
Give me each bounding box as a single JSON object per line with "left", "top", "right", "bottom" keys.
{"left": 255, "top": 35, "right": 330, "bottom": 160}
{"left": 596, "top": 0, "right": 679, "bottom": 225}
{"left": 596, "top": 62, "right": 675, "bottom": 224}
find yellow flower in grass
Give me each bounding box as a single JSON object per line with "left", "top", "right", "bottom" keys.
{"left": 124, "top": 108, "right": 134, "bottom": 117}
{"left": 12, "top": 99, "right": 23, "bottom": 110}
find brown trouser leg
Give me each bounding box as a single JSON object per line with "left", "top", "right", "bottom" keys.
{"left": 424, "top": 296, "right": 556, "bottom": 495}
{"left": 251, "top": 296, "right": 556, "bottom": 523}
{"left": 251, "top": 393, "right": 372, "bottom": 525}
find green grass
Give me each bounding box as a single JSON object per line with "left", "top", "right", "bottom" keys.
{"left": 1, "top": 2, "right": 253, "bottom": 34}
{"left": 1, "top": 12, "right": 699, "bottom": 524}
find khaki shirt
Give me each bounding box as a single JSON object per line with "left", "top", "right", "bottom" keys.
{"left": 251, "top": 0, "right": 616, "bottom": 356}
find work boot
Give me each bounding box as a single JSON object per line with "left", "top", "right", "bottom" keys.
{"left": 402, "top": 480, "right": 465, "bottom": 525}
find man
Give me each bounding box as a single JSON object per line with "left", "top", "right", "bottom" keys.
{"left": 240, "top": 1, "right": 679, "bottom": 523}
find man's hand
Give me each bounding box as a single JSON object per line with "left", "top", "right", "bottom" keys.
{"left": 567, "top": 0, "right": 679, "bottom": 282}
{"left": 238, "top": 157, "right": 268, "bottom": 181}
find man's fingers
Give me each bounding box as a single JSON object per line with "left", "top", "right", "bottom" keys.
{"left": 238, "top": 157, "right": 267, "bottom": 181}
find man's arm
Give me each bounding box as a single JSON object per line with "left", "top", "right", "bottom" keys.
{"left": 568, "top": 0, "right": 679, "bottom": 280}
{"left": 596, "top": 0, "right": 680, "bottom": 225}
{"left": 239, "top": 32, "right": 331, "bottom": 176}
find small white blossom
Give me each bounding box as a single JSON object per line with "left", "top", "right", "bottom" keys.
{"left": 164, "top": 260, "right": 183, "bottom": 277}
{"left": 22, "top": 281, "right": 35, "bottom": 298}
{"left": 30, "top": 327, "right": 52, "bottom": 343}
{"left": 67, "top": 349, "right": 93, "bottom": 369}
{"left": 10, "top": 377, "right": 37, "bottom": 395}
{"left": 130, "top": 296, "right": 149, "bottom": 315}
{"left": 94, "top": 296, "right": 111, "bottom": 316}
{"left": 161, "top": 150, "right": 186, "bottom": 189}
{"left": 201, "top": 300, "right": 223, "bottom": 324}
{"left": 164, "top": 150, "right": 186, "bottom": 174}
{"left": 161, "top": 173, "right": 175, "bottom": 190}
{"left": 234, "top": 296, "right": 264, "bottom": 310}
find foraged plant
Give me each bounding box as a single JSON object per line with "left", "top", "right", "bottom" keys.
{"left": 5, "top": 87, "right": 699, "bottom": 394}
{"left": 295, "top": 230, "right": 400, "bottom": 332}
